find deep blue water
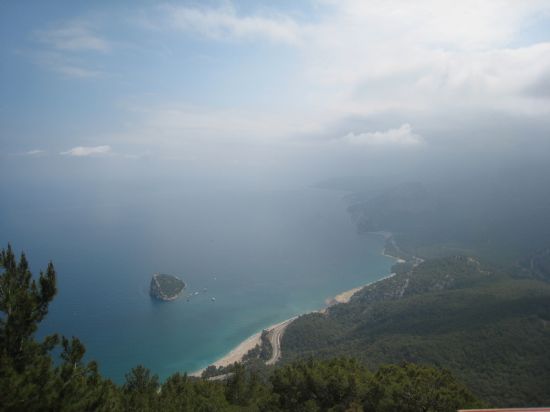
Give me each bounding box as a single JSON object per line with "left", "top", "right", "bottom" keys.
{"left": 0, "top": 181, "right": 393, "bottom": 382}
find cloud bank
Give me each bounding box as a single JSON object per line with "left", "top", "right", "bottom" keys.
{"left": 13, "top": 0, "right": 550, "bottom": 162}
{"left": 129, "top": 0, "right": 550, "bottom": 150}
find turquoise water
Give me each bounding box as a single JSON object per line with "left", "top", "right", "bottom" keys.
{"left": 1, "top": 182, "right": 393, "bottom": 382}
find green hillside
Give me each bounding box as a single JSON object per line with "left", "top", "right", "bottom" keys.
{"left": 281, "top": 256, "right": 550, "bottom": 406}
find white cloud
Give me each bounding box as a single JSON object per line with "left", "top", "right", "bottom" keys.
{"left": 54, "top": 63, "right": 103, "bottom": 78}
{"left": 26, "top": 149, "right": 45, "bottom": 156}
{"left": 341, "top": 124, "right": 423, "bottom": 146}
{"left": 144, "top": 0, "right": 550, "bottom": 126}
{"left": 28, "top": 20, "right": 109, "bottom": 78}
{"left": 6, "top": 149, "right": 47, "bottom": 157}
{"left": 160, "top": 4, "right": 300, "bottom": 44}
{"left": 36, "top": 22, "right": 110, "bottom": 52}
{"left": 293, "top": 1, "right": 550, "bottom": 119}
{"left": 316, "top": 0, "right": 549, "bottom": 51}
{"left": 27, "top": 51, "right": 103, "bottom": 78}
{"left": 60, "top": 145, "right": 112, "bottom": 157}
{"left": 41, "top": 1, "right": 548, "bottom": 154}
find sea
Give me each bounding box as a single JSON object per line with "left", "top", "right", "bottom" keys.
{"left": 1, "top": 176, "right": 394, "bottom": 382}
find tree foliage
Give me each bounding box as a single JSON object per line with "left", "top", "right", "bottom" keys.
{"left": 282, "top": 256, "right": 550, "bottom": 407}
{"left": 0, "top": 245, "right": 118, "bottom": 411}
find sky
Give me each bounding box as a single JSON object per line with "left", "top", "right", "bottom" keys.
{"left": 1, "top": 0, "right": 550, "bottom": 184}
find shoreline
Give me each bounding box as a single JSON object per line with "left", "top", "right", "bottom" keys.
{"left": 190, "top": 272, "right": 396, "bottom": 377}
{"left": 189, "top": 317, "right": 297, "bottom": 377}
{"left": 190, "top": 233, "right": 401, "bottom": 377}
{"left": 322, "top": 271, "right": 397, "bottom": 311}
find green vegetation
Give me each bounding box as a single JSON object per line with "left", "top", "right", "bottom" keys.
{"left": 282, "top": 256, "right": 550, "bottom": 407}
{"left": 0, "top": 245, "right": 119, "bottom": 411}
{"left": 268, "top": 358, "right": 482, "bottom": 412}
{"left": 1, "top": 244, "right": 483, "bottom": 411}
{"left": 150, "top": 273, "right": 185, "bottom": 301}
{"left": 243, "top": 330, "right": 273, "bottom": 363}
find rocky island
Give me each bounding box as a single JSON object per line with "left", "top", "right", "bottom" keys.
{"left": 150, "top": 273, "right": 186, "bottom": 301}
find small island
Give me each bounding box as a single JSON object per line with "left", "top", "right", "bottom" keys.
{"left": 150, "top": 273, "right": 186, "bottom": 301}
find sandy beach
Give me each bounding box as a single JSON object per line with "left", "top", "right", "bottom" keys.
{"left": 323, "top": 272, "right": 397, "bottom": 307}
{"left": 190, "top": 269, "right": 400, "bottom": 377}
{"left": 325, "top": 285, "right": 364, "bottom": 306}
{"left": 191, "top": 275, "right": 395, "bottom": 376}
{"left": 211, "top": 332, "right": 262, "bottom": 368}
{"left": 190, "top": 317, "right": 297, "bottom": 376}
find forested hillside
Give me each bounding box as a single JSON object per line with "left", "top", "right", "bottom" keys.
{"left": 282, "top": 256, "right": 550, "bottom": 406}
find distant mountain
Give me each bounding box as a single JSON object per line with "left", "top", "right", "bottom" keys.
{"left": 520, "top": 248, "right": 550, "bottom": 281}
{"left": 345, "top": 179, "right": 550, "bottom": 265}
{"left": 347, "top": 181, "right": 439, "bottom": 234}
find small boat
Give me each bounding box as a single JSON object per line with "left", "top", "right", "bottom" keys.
{"left": 194, "top": 291, "right": 199, "bottom": 296}
{"left": 211, "top": 297, "right": 216, "bottom": 301}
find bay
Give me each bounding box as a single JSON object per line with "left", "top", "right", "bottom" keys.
{"left": 1, "top": 182, "right": 393, "bottom": 382}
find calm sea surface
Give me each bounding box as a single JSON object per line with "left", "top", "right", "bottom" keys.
{"left": 1, "top": 182, "right": 393, "bottom": 382}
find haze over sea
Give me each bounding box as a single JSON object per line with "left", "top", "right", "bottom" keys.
{"left": 1, "top": 176, "right": 393, "bottom": 382}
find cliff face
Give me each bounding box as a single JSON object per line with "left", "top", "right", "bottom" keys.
{"left": 150, "top": 273, "right": 185, "bottom": 301}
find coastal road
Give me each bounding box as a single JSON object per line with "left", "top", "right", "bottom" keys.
{"left": 266, "top": 317, "right": 296, "bottom": 365}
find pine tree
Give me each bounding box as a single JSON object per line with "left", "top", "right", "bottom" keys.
{"left": 0, "top": 244, "right": 57, "bottom": 370}
{"left": 0, "top": 244, "right": 120, "bottom": 411}
{"left": 122, "top": 365, "right": 160, "bottom": 411}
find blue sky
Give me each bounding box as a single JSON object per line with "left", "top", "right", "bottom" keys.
{"left": 1, "top": 1, "right": 550, "bottom": 175}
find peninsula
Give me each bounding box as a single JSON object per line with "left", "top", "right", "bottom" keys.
{"left": 150, "top": 273, "right": 185, "bottom": 301}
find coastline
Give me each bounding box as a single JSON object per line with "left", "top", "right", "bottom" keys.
{"left": 189, "top": 317, "right": 297, "bottom": 377}
{"left": 190, "top": 273, "right": 396, "bottom": 377}
{"left": 324, "top": 272, "right": 397, "bottom": 308}
{"left": 190, "top": 232, "right": 400, "bottom": 377}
